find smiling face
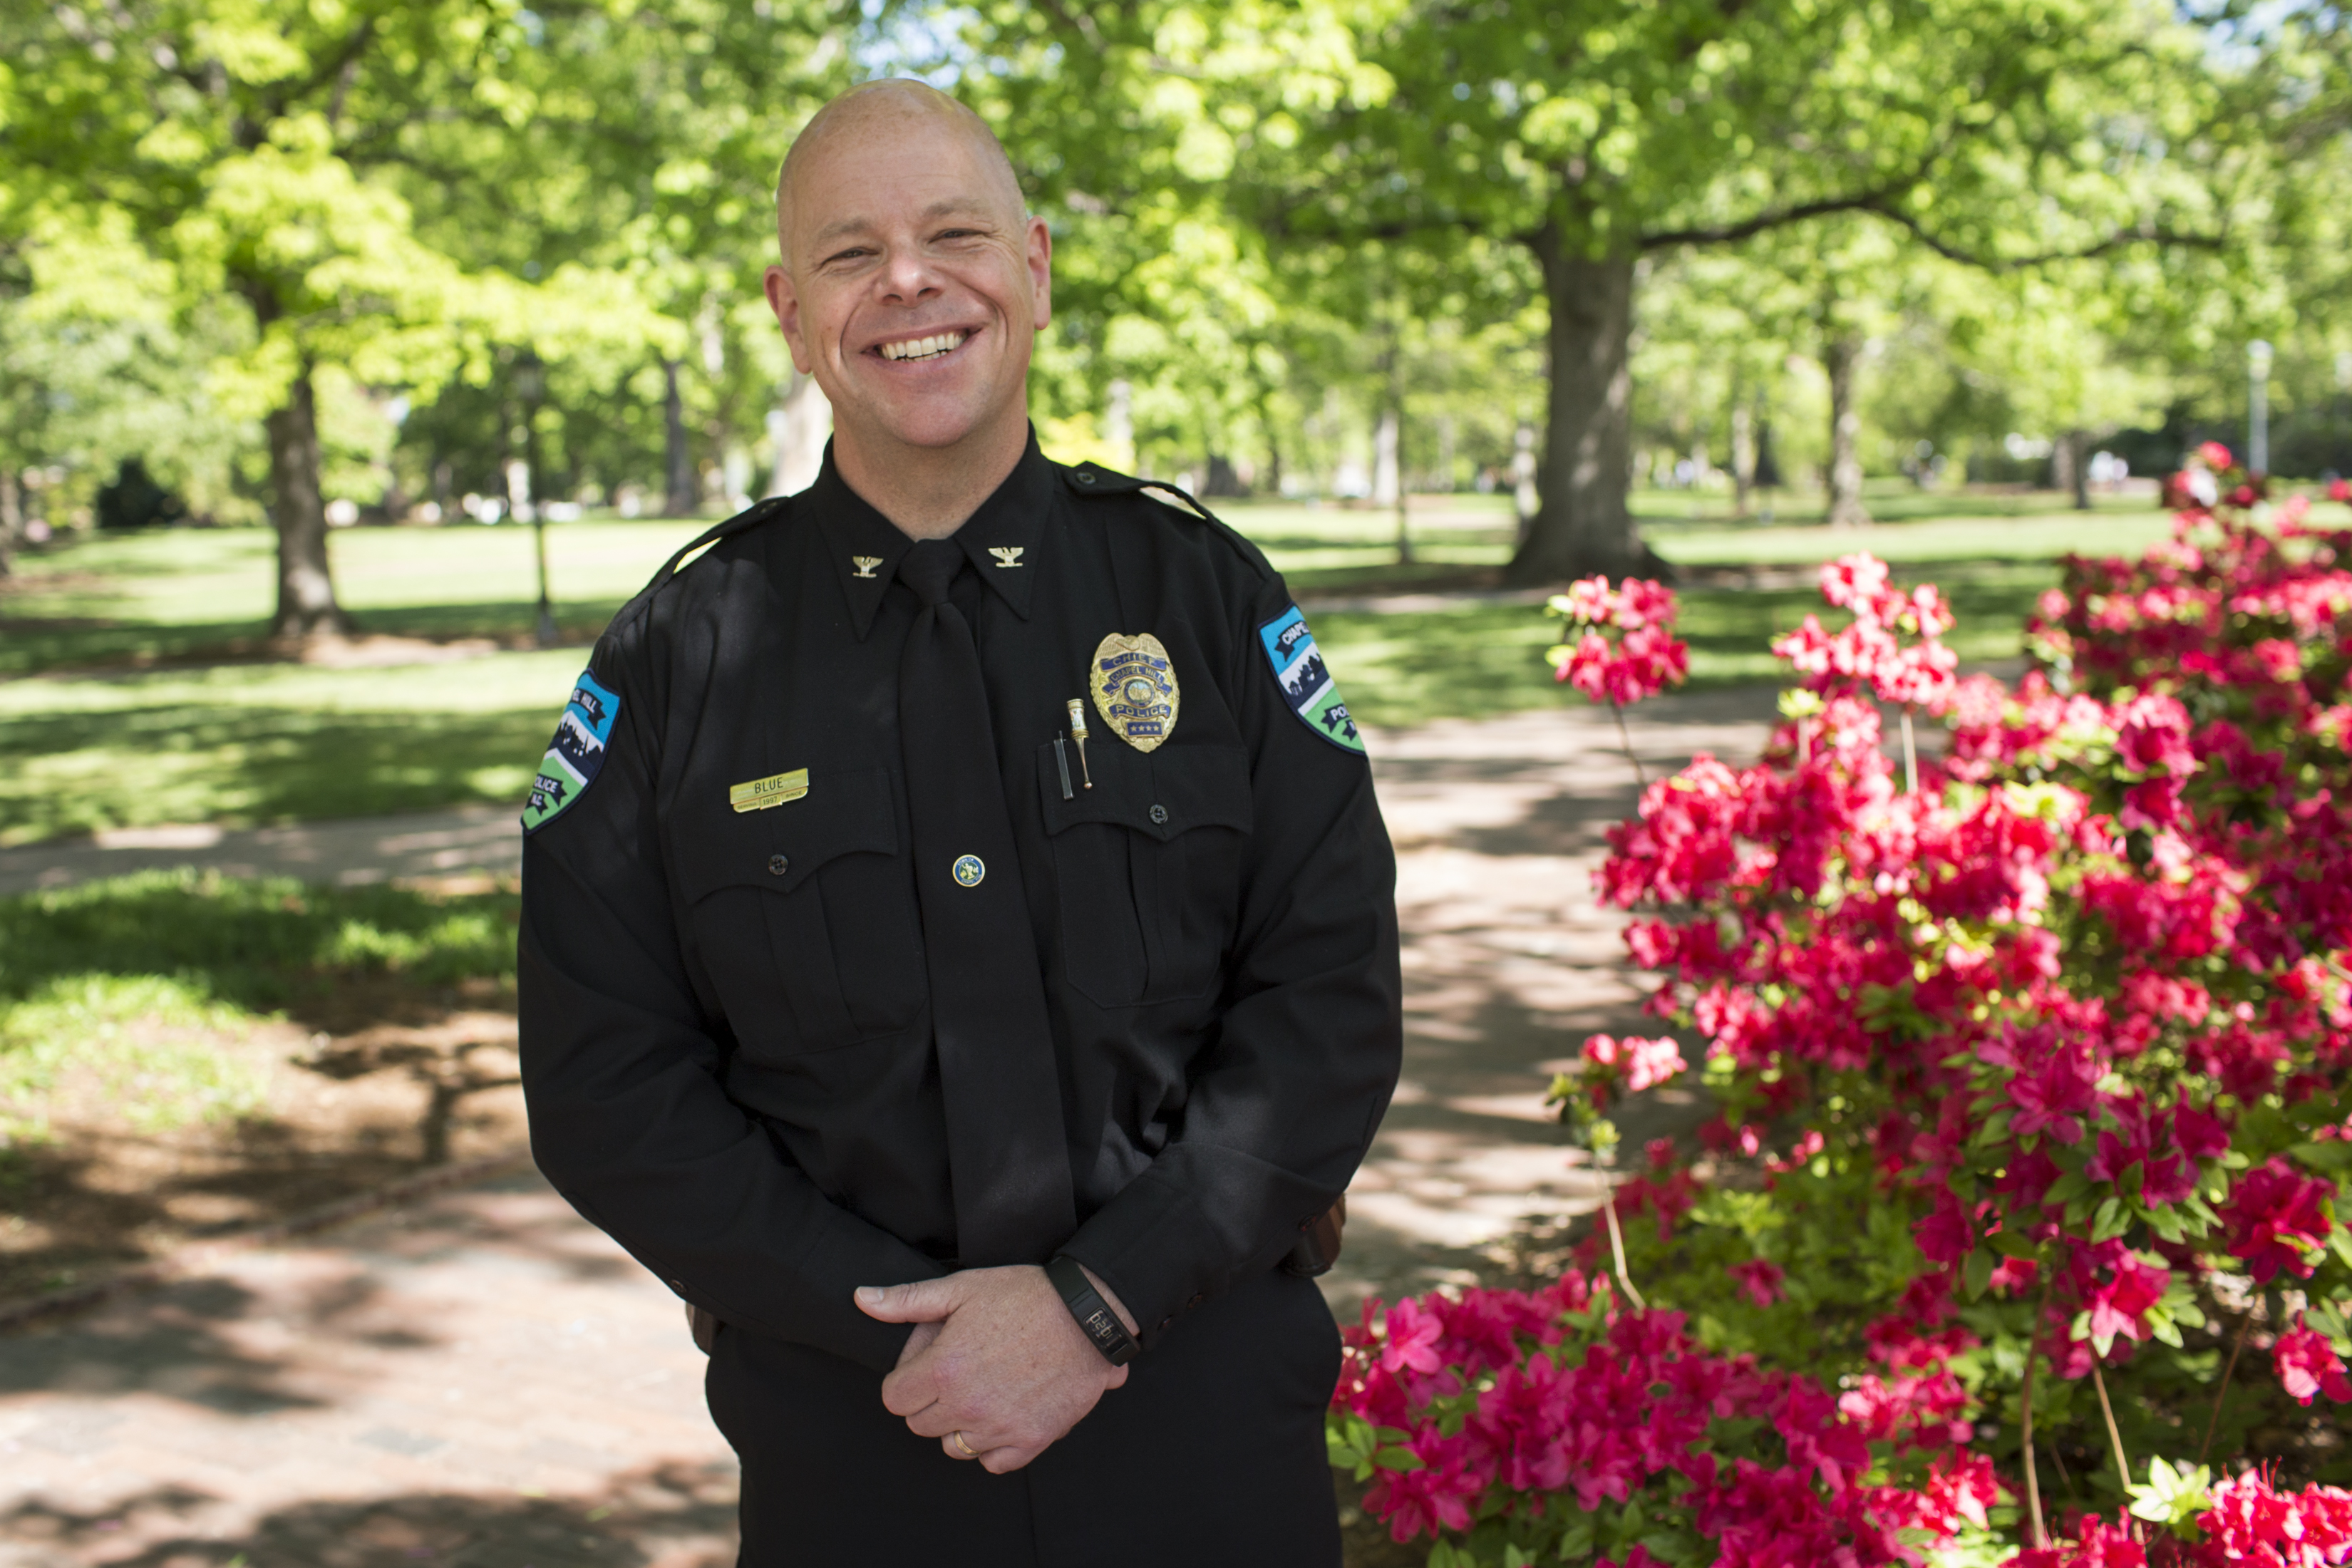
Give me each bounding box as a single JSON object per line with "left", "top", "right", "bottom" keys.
{"left": 765, "top": 85, "right": 1050, "bottom": 468}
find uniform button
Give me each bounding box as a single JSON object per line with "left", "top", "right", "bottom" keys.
{"left": 1157, "top": 1316, "right": 1174, "bottom": 1331}
{"left": 1148, "top": 803, "right": 1168, "bottom": 825}
{"left": 1077, "top": 471, "right": 1095, "bottom": 485}
{"left": 1186, "top": 1294, "right": 1205, "bottom": 1309}
{"left": 767, "top": 854, "right": 789, "bottom": 876}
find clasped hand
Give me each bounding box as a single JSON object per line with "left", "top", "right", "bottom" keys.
{"left": 855, "top": 1264, "right": 1135, "bottom": 1473}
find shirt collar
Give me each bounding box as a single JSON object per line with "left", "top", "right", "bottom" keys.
{"left": 809, "top": 430, "right": 1053, "bottom": 639}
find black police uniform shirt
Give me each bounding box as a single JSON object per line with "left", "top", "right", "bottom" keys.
{"left": 516, "top": 435, "right": 1403, "bottom": 1374}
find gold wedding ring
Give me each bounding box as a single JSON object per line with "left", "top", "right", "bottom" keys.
{"left": 951, "top": 1430, "right": 978, "bottom": 1458}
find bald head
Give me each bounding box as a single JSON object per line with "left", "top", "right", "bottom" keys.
{"left": 775, "top": 81, "right": 1026, "bottom": 262}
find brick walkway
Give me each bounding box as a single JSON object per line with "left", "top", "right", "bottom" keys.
{"left": 0, "top": 692, "right": 1777, "bottom": 1567}
{"left": 1, "top": 1170, "right": 734, "bottom": 1568}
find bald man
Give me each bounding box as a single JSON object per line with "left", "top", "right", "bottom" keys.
{"left": 517, "top": 81, "right": 1401, "bottom": 1565}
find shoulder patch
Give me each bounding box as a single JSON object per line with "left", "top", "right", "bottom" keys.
{"left": 522, "top": 670, "right": 621, "bottom": 833}
{"left": 1257, "top": 606, "right": 1366, "bottom": 754}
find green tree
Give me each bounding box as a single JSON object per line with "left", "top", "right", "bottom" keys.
{"left": 1254, "top": 0, "right": 2225, "bottom": 579}
{"left": 8, "top": 1, "right": 497, "bottom": 633}
{"left": 3, "top": 0, "right": 840, "bottom": 632}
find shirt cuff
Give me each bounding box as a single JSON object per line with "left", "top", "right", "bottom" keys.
{"left": 1056, "top": 1167, "right": 1239, "bottom": 1347}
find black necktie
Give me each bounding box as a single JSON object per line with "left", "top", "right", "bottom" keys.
{"left": 895, "top": 539, "right": 1076, "bottom": 1266}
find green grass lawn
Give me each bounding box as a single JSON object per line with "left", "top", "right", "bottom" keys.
{"left": 6, "top": 485, "right": 2335, "bottom": 843}
{"left": 1, "top": 518, "right": 713, "bottom": 676}
{"left": 1, "top": 651, "right": 582, "bottom": 845}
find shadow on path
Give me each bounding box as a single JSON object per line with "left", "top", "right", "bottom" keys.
{"left": 2, "top": 1458, "right": 736, "bottom": 1568}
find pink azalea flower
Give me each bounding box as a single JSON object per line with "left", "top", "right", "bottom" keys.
{"left": 2006, "top": 1048, "right": 2098, "bottom": 1144}
{"left": 2224, "top": 1157, "right": 2336, "bottom": 1282}
{"left": 2274, "top": 1321, "right": 2352, "bottom": 1405}
{"left": 1726, "top": 1258, "right": 1785, "bottom": 1307}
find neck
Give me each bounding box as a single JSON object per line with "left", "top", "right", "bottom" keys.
{"left": 832, "top": 407, "right": 1031, "bottom": 540}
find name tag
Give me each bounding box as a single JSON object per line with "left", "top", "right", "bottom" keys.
{"left": 728, "top": 769, "right": 810, "bottom": 813}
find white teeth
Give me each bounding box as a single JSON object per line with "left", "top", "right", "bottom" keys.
{"left": 880, "top": 332, "right": 966, "bottom": 361}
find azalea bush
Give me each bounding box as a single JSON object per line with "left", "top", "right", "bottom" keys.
{"left": 1333, "top": 468, "right": 2352, "bottom": 1567}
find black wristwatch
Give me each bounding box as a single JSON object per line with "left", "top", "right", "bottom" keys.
{"left": 1046, "top": 1254, "right": 1140, "bottom": 1366}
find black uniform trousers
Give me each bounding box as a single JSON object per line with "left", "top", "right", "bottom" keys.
{"left": 706, "top": 1267, "right": 1343, "bottom": 1566}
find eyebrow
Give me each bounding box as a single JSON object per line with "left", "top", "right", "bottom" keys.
{"left": 808, "top": 197, "right": 999, "bottom": 250}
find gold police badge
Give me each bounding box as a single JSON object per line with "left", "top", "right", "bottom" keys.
{"left": 1090, "top": 632, "right": 1180, "bottom": 753}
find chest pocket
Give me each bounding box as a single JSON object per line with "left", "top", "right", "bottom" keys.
{"left": 667, "top": 766, "right": 924, "bottom": 1056}
{"left": 1037, "top": 741, "right": 1254, "bottom": 1008}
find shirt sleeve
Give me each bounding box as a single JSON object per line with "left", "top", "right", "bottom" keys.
{"left": 1058, "top": 577, "right": 1403, "bottom": 1341}
{"left": 517, "top": 622, "right": 946, "bottom": 1374}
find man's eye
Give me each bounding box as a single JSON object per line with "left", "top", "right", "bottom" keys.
{"left": 823, "top": 247, "right": 871, "bottom": 267}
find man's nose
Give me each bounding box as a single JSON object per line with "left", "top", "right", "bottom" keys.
{"left": 877, "top": 246, "right": 944, "bottom": 304}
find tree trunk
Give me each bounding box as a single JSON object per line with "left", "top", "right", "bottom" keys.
{"left": 2060, "top": 429, "right": 2091, "bottom": 510}
{"left": 1512, "top": 422, "right": 1538, "bottom": 545}
{"left": 1729, "top": 397, "right": 1756, "bottom": 519}
{"left": 1823, "top": 332, "right": 1869, "bottom": 529}
{"left": 0, "top": 464, "right": 19, "bottom": 577}
{"left": 664, "top": 358, "right": 696, "bottom": 517}
{"left": 1505, "top": 233, "right": 1643, "bottom": 584}
{"left": 267, "top": 365, "right": 349, "bottom": 639}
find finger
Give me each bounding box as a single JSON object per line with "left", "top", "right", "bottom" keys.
{"left": 902, "top": 1401, "right": 966, "bottom": 1440}
{"left": 980, "top": 1444, "right": 1040, "bottom": 1475}
{"left": 855, "top": 1279, "right": 961, "bottom": 1324}
{"left": 894, "top": 1320, "right": 943, "bottom": 1368}
{"left": 880, "top": 1365, "right": 942, "bottom": 1420}
{"left": 1105, "top": 1363, "right": 1130, "bottom": 1391}
{"left": 940, "top": 1432, "right": 989, "bottom": 1464}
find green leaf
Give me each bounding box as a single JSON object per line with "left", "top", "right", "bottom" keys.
{"left": 1964, "top": 1247, "right": 1994, "bottom": 1300}
{"left": 2093, "top": 1196, "right": 2130, "bottom": 1242}
{"left": 1373, "top": 1446, "right": 1427, "bottom": 1472}
{"left": 2127, "top": 1455, "right": 2213, "bottom": 1534}
{"left": 1989, "top": 1226, "right": 2039, "bottom": 1258}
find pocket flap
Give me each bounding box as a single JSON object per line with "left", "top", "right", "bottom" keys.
{"left": 1036, "top": 741, "right": 1252, "bottom": 842}
{"left": 669, "top": 766, "right": 898, "bottom": 901}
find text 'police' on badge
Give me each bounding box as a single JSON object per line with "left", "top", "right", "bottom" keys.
{"left": 1089, "top": 632, "right": 1180, "bottom": 753}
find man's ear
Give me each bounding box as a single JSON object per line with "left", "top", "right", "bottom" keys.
{"left": 1025, "top": 215, "right": 1052, "bottom": 334}
{"left": 765, "top": 263, "right": 815, "bottom": 374}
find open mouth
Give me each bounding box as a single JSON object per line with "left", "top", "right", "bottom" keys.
{"left": 875, "top": 330, "right": 974, "bottom": 363}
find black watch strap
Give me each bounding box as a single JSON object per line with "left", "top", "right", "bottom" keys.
{"left": 1046, "top": 1254, "right": 1140, "bottom": 1366}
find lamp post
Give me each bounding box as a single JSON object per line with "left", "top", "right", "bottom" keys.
{"left": 515, "top": 354, "right": 556, "bottom": 647}
{"left": 2248, "top": 339, "right": 2273, "bottom": 477}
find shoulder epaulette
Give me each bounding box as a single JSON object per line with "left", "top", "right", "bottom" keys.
{"left": 656, "top": 493, "right": 793, "bottom": 583}
{"left": 1058, "top": 460, "right": 1275, "bottom": 582}
{"left": 1061, "top": 462, "right": 1217, "bottom": 520}
{"left": 604, "top": 493, "right": 795, "bottom": 639}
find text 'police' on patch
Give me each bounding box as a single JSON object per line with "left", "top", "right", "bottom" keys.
{"left": 522, "top": 670, "right": 620, "bottom": 832}
{"left": 1256, "top": 605, "right": 1364, "bottom": 754}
